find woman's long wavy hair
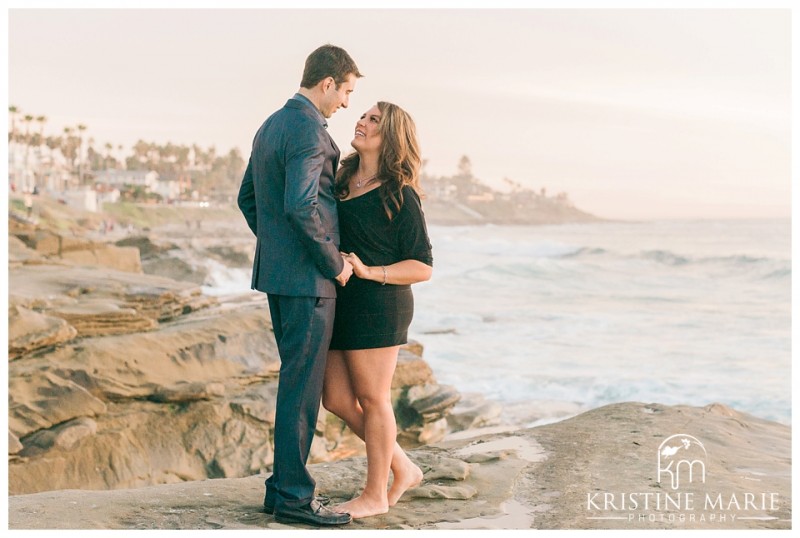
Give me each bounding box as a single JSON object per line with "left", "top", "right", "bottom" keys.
{"left": 335, "top": 101, "right": 423, "bottom": 220}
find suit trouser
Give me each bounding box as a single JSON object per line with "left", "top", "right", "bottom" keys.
{"left": 264, "top": 293, "right": 335, "bottom": 511}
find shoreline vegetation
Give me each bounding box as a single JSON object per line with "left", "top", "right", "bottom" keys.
{"left": 7, "top": 194, "right": 790, "bottom": 530}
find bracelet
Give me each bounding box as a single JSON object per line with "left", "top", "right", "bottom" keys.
{"left": 381, "top": 265, "right": 387, "bottom": 286}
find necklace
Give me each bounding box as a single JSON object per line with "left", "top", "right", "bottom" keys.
{"left": 354, "top": 173, "right": 377, "bottom": 189}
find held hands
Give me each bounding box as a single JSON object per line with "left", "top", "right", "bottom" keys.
{"left": 342, "top": 252, "right": 371, "bottom": 280}
{"left": 335, "top": 256, "right": 353, "bottom": 286}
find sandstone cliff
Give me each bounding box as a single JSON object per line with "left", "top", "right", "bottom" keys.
{"left": 8, "top": 212, "right": 462, "bottom": 495}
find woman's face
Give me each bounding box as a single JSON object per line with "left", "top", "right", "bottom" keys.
{"left": 351, "top": 105, "right": 382, "bottom": 154}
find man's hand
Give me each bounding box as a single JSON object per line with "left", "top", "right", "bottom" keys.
{"left": 335, "top": 257, "right": 353, "bottom": 286}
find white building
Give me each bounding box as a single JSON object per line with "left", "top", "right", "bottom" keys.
{"left": 153, "top": 179, "right": 180, "bottom": 202}
{"left": 61, "top": 187, "right": 98, "bottom": 212}
{"left": 95, "top": 169, "right": 159, "bottom": 190}
{"left": 97, "top": 188, "right": 121, "bottom": 207}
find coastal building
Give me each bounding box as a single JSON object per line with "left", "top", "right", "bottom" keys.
{"left": 152, "top": 178, "right": 181, "bottom": 202}
{"left": 61, "top": 186, "right": 98, "bottom": 212}
{"left": 94, "top": 169, "right": 159, "bottom": 190}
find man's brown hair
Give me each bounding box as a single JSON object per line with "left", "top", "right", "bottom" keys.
{"left": 300, "top": 44, "right": 363, "bottom": 89}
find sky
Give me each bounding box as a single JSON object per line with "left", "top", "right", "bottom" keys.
{"left": 6, "top": 6, "right": 792, "bottom": 220}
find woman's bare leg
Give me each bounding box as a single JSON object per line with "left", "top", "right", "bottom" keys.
{"left": 323, "top": 349, "right": 423, "bottom": 511}
{"left": 327, "top": 347, "right": 417, "bottom": 517}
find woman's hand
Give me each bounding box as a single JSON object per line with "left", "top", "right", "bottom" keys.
{"left": 339, "top": 253, "right": 432, "bottom": 285}
{"left": 343, "top": 252, "right": 371, "bottom": 280}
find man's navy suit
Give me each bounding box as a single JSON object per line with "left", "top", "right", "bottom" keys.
{"left": 238, "top": 94, "right": 344, "bottom": 511}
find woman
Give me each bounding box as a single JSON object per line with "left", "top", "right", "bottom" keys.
{"left": 322, "top": 102, "right": 433, "bottom": 519}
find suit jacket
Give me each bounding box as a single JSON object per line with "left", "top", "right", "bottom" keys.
{"left": 238, "top": 95, "right": 344, "bottom": 298}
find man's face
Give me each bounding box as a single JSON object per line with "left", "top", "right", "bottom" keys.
{"left": 320, "top": 74, "right": 357, "bottom": 119}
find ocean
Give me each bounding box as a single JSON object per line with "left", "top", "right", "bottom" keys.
{"left": 204, "top": 218, "right": 791, "bottom": 426}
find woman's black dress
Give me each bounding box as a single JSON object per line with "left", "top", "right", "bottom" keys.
{"left": 329, "top": 185, "right": 433, "bottom": 350}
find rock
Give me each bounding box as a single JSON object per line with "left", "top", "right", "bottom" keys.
{"left": 8, "top": 235, "right": 44, "bottom": 265}
{"left": 205, "top": 245, "right": 253, "bottom": 267}
{"left": 15, "top": 229, "right": 61, "bottom": 255}
{"left": 9, "top": 431, "right": 23, "bottom": 455}
{"left": 60, "top": 245, "right": 142, "bottom": 273}
{"left": 6, "top": 228, "right": 461, "bottom": 497}
{"left": 392, "top": 345, "right": 435, "bottom": 388}
{"left": 394, "top": 383, "right": 461, "bottom": 447}
{"left": 402, "top": 339, "right": 425, "bottom": 357}
{"left": 51, "top": 301, "right": 158, "bottom": 337}
{"left": 117, "top": 235, "right": 210, "bottom": 284}
{"left": 7, "top": 297, "right": 460, "bottom": 494}
{"left": 123, "top": 285, "right": 215, "bottom": 321}
{"left": 30, "top": 304, "right": 280, "bottom": 402}
{"left": 10, "top": 400, "right": 224, "bottom": 493}
{"left": 60, "top": 234, "right": 96, "bottom": 253}
{"left": 8, "top": 304, "right": 78, "bottom": 360}
{"left": 447, "top": 394, "right": 504, "bottom": 432}
{"left": 115, "top": 235, "right": 177, "bottom": 259}
{"left": 704, "top": 402, "right": 738, "bottom": 417}
{"left": 407, "top": 483, "right": 478, "bottom": 500}
{"left": 13, "top": 229, "right": 143, "bottom": 273}
{"left": 211, "top": 414, "right": 274, "bottom": 477}
{"left": 23, "top": 417, "right": 98, "bottom": 453}
{"left": 416, "top": 418, "right": 449, "bottom": 445}
{"left": 415, "top": 452, "right": 471, "bottom": 481}
{"left": 407, "top": 384, "right": 462, "bottom": 419}
{"left": 148, "top": 382, "right": 226, "bottom": 403}
{"left": 8, "top": 212, "right": 37, "bottom": 234}
{"left": 141, "top": 256, "right": 208, "bottom": 285}
{"left": 8, "top": 265, "right": 215, "bottom": 323}
{"left": 8, "top": 371, "right": 107, "bottom": 439}
{"left": 229, "top": 386, "right": 279, "bottom": 424}
{"left": 6, "top": 404, "right": 792, "bottom": 530}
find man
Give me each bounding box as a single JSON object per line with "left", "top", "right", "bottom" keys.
{"left": 237, "top": 44, "right": 361, "bottom": 526}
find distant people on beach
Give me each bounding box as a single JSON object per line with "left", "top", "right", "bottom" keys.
{"left": 99, "top": 219, "right": 116, "bottom": 235}
{"left": 24, "top": 191, "right": 33, "bottom": 218}
{"left": 237, "top": 44, "right": 360, "bottom": 528}
{"left": 322, "top": 101, "right": 432, "bottom": 520}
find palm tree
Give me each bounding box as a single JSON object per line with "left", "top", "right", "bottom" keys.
{"left": 9, "top": 105, "right": 19, "bottom": 142}
{"left": 104, "top": 142, "right": 113, "bottom": 170}
{"left": 9, "top": 105, "right": 20, "bottom": 189}
{"left": 191, "top": 143, "right": 203, "bottom": 169}
{"left": 23, "top": 114, "right": 33, "bottom": 145}
{"left": 87, "top": 137, "right": 97, "bottom": 174}
{"left": 62, "top": 127, "right": 77, "bottom": 180}
{"left": 35, "top": 115, "right": 47, "bottom": 189}
{"left": 77, "top": 124, "right": 87, "bottom": 184}
{"left": 147, "top": 141, "right": 159, "bottom": 169}
{"left": 22, "top": 115, "right": 34, "bottom": 190}
{"left": 45, "top": 136, "right": 62, "bottom": 155}
{"left": 35, "top": 115, "right": 46, "bottom": 141}
{"left": 132, "top": 140, "right": 149, "bottom": 168}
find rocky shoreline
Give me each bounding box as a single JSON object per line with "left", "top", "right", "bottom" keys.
{"left": 8, "top": 196, "right": 474, "bottom": 496}
{"left": 8, "top": 402, "right": 791, "bottom": 530}
{"left": 6, "top": 196, "right": 792, "bottom": 529}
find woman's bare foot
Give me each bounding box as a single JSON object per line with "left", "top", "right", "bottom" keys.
{"left": 388, "top": 462, "right": 424, "bottom": 506}
{"left": 333, "top": 494, "right": 389, "bottom": 519}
